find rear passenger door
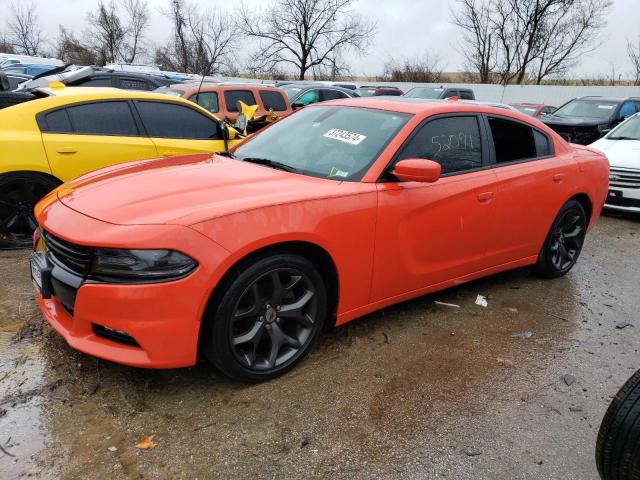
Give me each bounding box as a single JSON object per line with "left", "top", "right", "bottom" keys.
{"left": 134, "top": 100, "right": 228, "bottom": 156}
{"left": 39, "top": 101, "right": 158, "bottom": 182}
{"left": 484, "top": 115, "right": 579, "bottom": 265}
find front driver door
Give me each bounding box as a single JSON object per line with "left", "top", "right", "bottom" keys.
{"left": 134, "top": 100, "right": 231, "bottom": 156}
{"left": 40, "top": 100, "right": 158, "bottom": 182}
{"left": 371, "top": 114, "right": 499, "bottom": 302}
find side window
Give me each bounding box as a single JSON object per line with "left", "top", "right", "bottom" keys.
{"left": 77, "top": 76, "right": 112, "bottom": 87}
{"left": 224, "top": 90, "right": 257, "bottom": 112}
{"left": 397, "top": 116, "right": 482, "bottom": 175}
{"left": 136, "top": 101, "right": 219, "bottom": 140}
{"left": 119, "top": 77, "right": 149, "bottom": 90}
{"left": 188, "top": 92, "right": 219, "bottom": 113}
{"left": 488, "top": 117, "right": 537, "bottom": 163}
{"left": 259, "top": 90, "right": 287, "bottom": 111}
{"left": 40, "top": 109, "right": 73, "bottom": 133}
{"left": 297, "top": 89, "right": 319, "bottom": 105}
{"left": 67, "top": 101, "right": 139, "bottom": 136}
{"left": 459, "top": 90, "right": 474, "bottom": 100}
{"left": 320, "top": 89, "right": 349, "bottom": 101}
{"left": 618, "top": 101, "right": 638, "bottom": 120}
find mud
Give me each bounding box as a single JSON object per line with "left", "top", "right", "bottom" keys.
{"left": 0, "top": 213, "right": 639, "bottom": 479}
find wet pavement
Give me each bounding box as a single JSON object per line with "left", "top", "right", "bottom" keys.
{"left": 0, "top": 213, "right": 638, "bottom": 479}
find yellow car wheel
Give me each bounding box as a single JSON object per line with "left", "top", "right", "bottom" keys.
{"left": 0, "top": 172, "right": 60, "bottom": 247}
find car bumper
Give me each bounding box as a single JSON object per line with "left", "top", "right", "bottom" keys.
{"left": 33, "top": 199, "right": 231, "bottom": 368}
{"left": 605, "top": 186, "right": 640, "bottom": 213}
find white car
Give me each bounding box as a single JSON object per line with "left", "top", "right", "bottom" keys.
{"left": 590, "top": 113, "right": 640, "bottom": 213}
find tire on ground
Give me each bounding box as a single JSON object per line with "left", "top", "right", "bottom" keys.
{"left": 596, "top": 369, "right": 640, "bottom": 480}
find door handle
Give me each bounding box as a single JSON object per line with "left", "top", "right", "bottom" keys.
{"left": 553, "top": 173, "right": 565, "bottom": 183}
{"left": 57, "top": 147, "right": 77, "bottom": 154}
{"left": 477, "top": 192, "right": 494, "bottom": 203}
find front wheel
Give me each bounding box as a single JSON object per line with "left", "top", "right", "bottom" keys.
{"left": 534, "top": 200, "right": 587, "bottom": 278}
{"left": 202, "top": 254, "right": 327, "bottom": 382}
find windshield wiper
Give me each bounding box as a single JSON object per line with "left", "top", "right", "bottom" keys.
{"left": 608, "top": 136, "right": 638, "bottom": 141}
{"left": 241, "top": 157, "right": 300, "bottom": 173}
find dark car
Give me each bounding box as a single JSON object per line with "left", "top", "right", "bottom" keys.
{"left": 1, "top": 63, "right": 58, "bottom": 77}
{"left": 354, "top": 85, "right": 403, "bottom": 97}
{"left": 541, "top": 96, "right": 640, "bottom": 145}
{"left": 280, "top": 84, "right": 359, "bottom": 108}
{"left": 0, "top": 72, "right": 39, "bottom": 110}
{"left": 67, "top": 70, "right": 176, "bottom": 90}
{"left": 510, "top": 103, "right": 556, "bottom": 117}
{"left": 5, "top": 72, "right": 32, "bottom": 90}
{"left": 404, "top": 86, "right": 475, "bottom": 100}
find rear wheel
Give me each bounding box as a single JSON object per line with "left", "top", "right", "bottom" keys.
{"left": 0, "top": 172, "right": 60, "bottom": 248}
{"left": 596, "top": 370, "right": 640, "bottom": 480}
{"left": 534, "top": 200, "right": 587, "bottom": 278}
{"left": 202, "top": 254, "right": 327, "bottom": 382}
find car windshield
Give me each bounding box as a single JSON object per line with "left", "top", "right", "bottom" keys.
{"left": 404, "top": 87, "right": 443, "bottom": 99}
{"left": 553, "top": 99, "right": 618, "bottom": 119}
{"left": 608, "top": 115, "right": 640, "bottom": 140}
{"left": 154, "top": 87, "right": 184, "bottom": 97}
{"left": 514, "top": 106, "right": 537, "bottom": 116}
{"left": 233, "top": 105, "right": 411, "bottom": 181}
{"left": 281, "top": 85, "right": 303, "bottom": 99}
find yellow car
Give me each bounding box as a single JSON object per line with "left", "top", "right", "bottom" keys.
{"left": 0, "top": 84, "right": 239, "bottom": 240}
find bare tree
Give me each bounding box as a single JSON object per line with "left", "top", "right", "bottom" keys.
{"left": 121, "top": 0, "right": 150, "bottom": 63}
{"left": 453, "top": 0, "right": 612, "bottom": 84}
{"left": 86, "top": 0, "right": 150, "bottom": 65}
{"left": 87, "top": 1, "right": 127, "bottom": 64}
{"left": 531, "top": 0, "right": 611, "bottom": 84}
{"left": 239, "top": 0, "right": 376, "bottom": 80}
{"left": 6, "top": 2, "right": 45, "bottom": 55}
{"left": 54, "top": 27, "right": 99, "bottom": 65}
{"left": 156, "top": 0, "right": 235, "bottom": 75}
{"left": 628, "top": 38, "right": 640, "bottom": 86}
{"left": 381, "top": 53, "right": 444, "bottom": 83}
{"left": 452, "top": 0, "right": 496, "bottom": 83}
{"left": 0, "top": 36, "right": 16, "bottom": 54}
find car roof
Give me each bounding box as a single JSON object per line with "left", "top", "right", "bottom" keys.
{"left": 312, "top": 96, "right": 537, "bottom": 116}
{"left": 577, "top": 96, "right": 640, "bottom": 102}
{"left": 4, "top": 86, "right": 216, "bottom": 117}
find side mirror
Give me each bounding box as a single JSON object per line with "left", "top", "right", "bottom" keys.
{"left": 0, "top": 72, "right": 9, "bottom": 91}
{"left": 291, "top": 102, "right": 304, "bottom": 110}
{"left": 392, "top": 159, "right": 441, "bottom": 183}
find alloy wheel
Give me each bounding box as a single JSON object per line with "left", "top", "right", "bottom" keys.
{"left": 229, "top": 268, "right": 318, "bottom": 371}
{"left": 549, "top": 208, "right": 586, "bottom": 271}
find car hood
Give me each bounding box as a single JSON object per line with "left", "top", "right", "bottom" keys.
{"left": 56, "top": 154, "right": 347, "bottom": 226}
{"left": 541, "top": 115, "right": 607, "bottom": 127}
{"left": 589, "top": 138, "right": 640, "bottom": 169}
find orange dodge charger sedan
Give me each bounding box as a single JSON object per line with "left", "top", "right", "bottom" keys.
{"left": 32, "top": 98, "right": 609, "bottom": 382}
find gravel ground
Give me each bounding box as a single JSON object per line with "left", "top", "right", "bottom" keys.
{"left": 0, "top": 213, "right": 638, "bottom": 480}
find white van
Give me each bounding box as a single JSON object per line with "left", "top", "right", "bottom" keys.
{"left": 0, "top": 54, "right": 64, "bottom": 68}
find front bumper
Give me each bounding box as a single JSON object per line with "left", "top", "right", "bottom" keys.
{"left": 33, "top": 199, "right": 231, "bottom": 368}
{"left": 605, "top": 186, "right": 640, "bottom": 213}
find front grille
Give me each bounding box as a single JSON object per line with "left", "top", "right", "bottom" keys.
{"left": 43, "top": 231, "right": 92, "bottom": 276}
{"left": 548, "top": 125, "right": 600, "bottom": 145}
{"left": 610, "top": 168, "right": 640, "bottom": 189}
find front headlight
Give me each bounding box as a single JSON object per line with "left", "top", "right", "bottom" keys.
{"left": 90, "top": 249, "right": 198, "bottom": 283}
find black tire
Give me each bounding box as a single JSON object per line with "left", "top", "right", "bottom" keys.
{"left": 596, "top": 370, "right": 640, "bottom": 480}
{"left": 534, "top": 199, "right": 587, "bottom": 278}
{"left": 0, "top": 172, "right": 60, "bottom": 248}
{"left": 202, "top": 254, "right": 327, "bottom": 382}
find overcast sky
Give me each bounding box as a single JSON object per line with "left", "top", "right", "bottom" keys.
{"left": 1, "top": 0, "right": 639, "bottom": 78}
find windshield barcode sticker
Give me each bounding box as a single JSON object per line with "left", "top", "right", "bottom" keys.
{"left": 597, "top": 105, "right": 614, "bottom": 109}
{"left": 323, "top": 128, "right": 367, "bottom": 145}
